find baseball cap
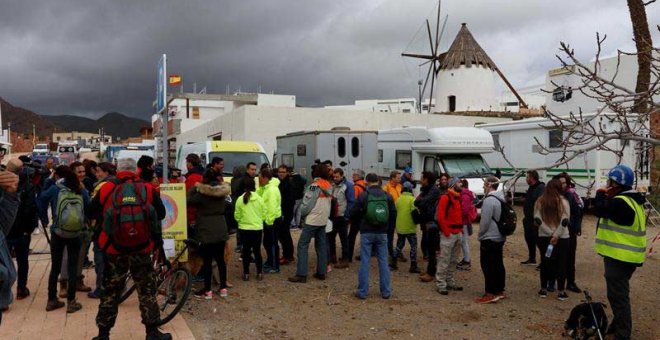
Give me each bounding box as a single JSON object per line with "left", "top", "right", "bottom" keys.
{"left": 404, "top": 166, "right": 413, "bottom": 174}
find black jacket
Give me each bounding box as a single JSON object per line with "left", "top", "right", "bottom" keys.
{"left": 414, "top": 184, "right": 440, "bottom": 225}
{"left": 524, "top": 181, "right": 545, "bottom": 228}
{"left": 351, "top": 186, "right": 397, "bottom": 234}
{"left": 279, "top": 176, "right": 296, "bottom": 220}
{"left": 564, "top": 191, "right": 583, "bottom": 235}
{"left": 8, "top": 177, "right": 38, "bottom": 239}
{"left": 593, "top": 189, "right": 645, "bottom": 227}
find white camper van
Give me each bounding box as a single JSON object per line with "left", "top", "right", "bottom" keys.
{"left": 274, "top": 129, "right": 378, "bottom": 182}
{"left": 479, "top": 113, "right": 651, "bottom": 199}
{"left": 377, "top": 127, "right": 496, "bottom": 197}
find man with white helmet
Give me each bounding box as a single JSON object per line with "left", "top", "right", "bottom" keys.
{"left": 593, "top": 164, "right": 647, "bottom": 340}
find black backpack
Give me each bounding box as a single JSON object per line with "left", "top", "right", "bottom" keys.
{"left": 489, "top": 196, "right": 517, "bottom": 236}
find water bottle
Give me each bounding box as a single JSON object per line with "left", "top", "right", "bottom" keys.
{"left": 545, "top": 244, "right": 554, "bottom": 258}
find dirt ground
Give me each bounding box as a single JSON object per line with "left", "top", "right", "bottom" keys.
{"left": 182, "top": 207, "right": 659, "bottom": 339}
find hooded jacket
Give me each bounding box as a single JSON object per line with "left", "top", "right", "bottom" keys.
{"left": 258, "top": 177, "right": 282, "bottom": 225}
{"left": 383, "top": 181, "right": 402, "bottom": 202}
{"left": 437, "top": 188, "right": 463, "bottom": 237}
{"left": 353, "top": 179, "right": 367, "bottom": 199}
{"left": 187, "top": 182, "right": 230, "bottom": 245}
{"left": 234, "top": 192, "right": 265, "bottom": 231}
{"left": 534, "top": 197, "right": 570, "bottom": 239}
{"left": 185, "top": 165, "right": 205, "bottom": 225}
{"left": 414, "top": 183, "right": 440, "bottom": 225}
{"left": 395, "top": 191, "right": 417, "bottom": 234}
{"left": 478, "top": 190, "right": 505, "bottom": 242}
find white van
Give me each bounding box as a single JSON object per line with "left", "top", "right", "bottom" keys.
{"left": 378, "top": 127, "right": 496, "bottom": 197}
{"left": 175, "top": 141, "right": 269, "bottom": 178}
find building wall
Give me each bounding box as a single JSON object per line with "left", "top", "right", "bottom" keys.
{"left": 175, "top": 105, "right": 510, "bottom": 159}
{"left": 435, "top": 66, "right": 499, "bottom": 113}
{"left": 256, "top": 94, "right": 296, "bottom": 107}
{"left": 325, "top": 98, "right": 418, "bottom": 113}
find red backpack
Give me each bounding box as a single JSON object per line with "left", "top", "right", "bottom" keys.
{"left": 102, "top": 179, "right": 157, "bottom": 253}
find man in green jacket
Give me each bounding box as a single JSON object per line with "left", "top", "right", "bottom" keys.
{"left": 258, "top": 168, "right": 282, "bottom": 273}
{"left": 390, "top": 182, "right": 420, "bottom": 273}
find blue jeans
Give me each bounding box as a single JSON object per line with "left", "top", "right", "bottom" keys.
{"left": 357, "top": 233, "right": 391, "bottom": 298}
{"left": 296, "top": 224, "right": 327, "bottom": 277}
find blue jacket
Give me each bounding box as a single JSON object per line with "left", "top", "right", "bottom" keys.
{"left": 38, "top": 181, "right": 90, "bottom": 235}
{"left": 0, "top": 189, "right": 19, "bottom": 310}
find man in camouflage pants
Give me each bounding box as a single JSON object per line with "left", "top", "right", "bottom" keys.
{"left": 89, "top": 158, "right": 168, "bottom": 340}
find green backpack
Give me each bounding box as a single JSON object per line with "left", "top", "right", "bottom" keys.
{"left": 54, "top": 185, "right": 85, "bottom": 237}
{"left": 365, "top": 192, "right": 389, "bottom": 226}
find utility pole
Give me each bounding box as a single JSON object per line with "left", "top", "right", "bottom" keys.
{"left": 32, "top": 124, "right": 36, "bottom": 147}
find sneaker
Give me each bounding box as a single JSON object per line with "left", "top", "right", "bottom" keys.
{"left": 16, "top": 287, "right": 30, "bottom": 300}
{"left": 437, "top": 287, "right": 449, "bottom": 295}
{"left": 381, "top": 294, "right": 391, "bottom": 299}
{"left": 219, "top": 288, "right": 228, "bottom": 298}
{"left": 557, "top": 292, "right": 569, "bottom": 301}
{"left": 87, "top": 290, "right": 101, "bottom": 299}
{"left": 495, "top": 292, "right": 507, "bottom": 300}
{"left": 263, "top": 264, "right": 274, "bottom": 272}
{"left": 313, "top": 273, "right": 326, "bottom": 281}
{"left": 46, "top": 299, "right": 65, "bottom": 311}
{"left": 76, "top": 281, "right": 92, "bottom": 292}
{"left": 288, "top": 275, "right": 307, "bottom": 283}
{"left": 538, "top": 289, "right": 548, "bottom": 298}
{"left": 520, "top": 259, "right": 537, "bottom": 265}
{"left": 326, "top": 265, "right": 332, "bottom": 273}
{"left": 265, "top": 267, "right": 280, "bottom": 274}
{"left": 194, "top": 289, "right": 212, "bottom": 300}
{"left": 567, "top": 283, "right": 582, "bottom": 293}
{"left": 476, "top": 294, "right": 500, "bottom": 304}
{"left": 66, "top": 299, "right": 82, "bottom": 314}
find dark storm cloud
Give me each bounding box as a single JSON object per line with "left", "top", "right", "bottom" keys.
{"left": 0, "top": 0, "right": 658, "bottom": 118}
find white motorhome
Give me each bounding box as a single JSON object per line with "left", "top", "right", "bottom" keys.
{"left": 274, "top": 129, "right": 378, "bottom": 182}
{"left": 378, "top": 127, "right": 496, "bottom": 197}
{"left": 479, "top": 113, "right": 651, "bottom": 199}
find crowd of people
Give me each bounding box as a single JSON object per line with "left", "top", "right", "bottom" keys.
{"left": 0, "top": 142, "right": 649, "bottom": 339}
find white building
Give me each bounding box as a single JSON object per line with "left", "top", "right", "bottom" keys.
{"left": 544, "top": 53, "right": 659, "bottom": 115}
{"left": 325, "top": 98, "right": 418, "bottom": 113}
{"left": 175, "top": 104, "right": 511, "bottom": 160}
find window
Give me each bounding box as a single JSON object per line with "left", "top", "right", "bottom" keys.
{"left": 209, "top": 152, "right": 269, "bottom": 176}
{"left": 424, "top": 156, "right": 440, "bottom": 174}
{"left": 337, "top": 137, "right": 346, "bottom": 158}
{"left": 439, "top": 155, "right": 491, "bottom": 178}
{"left": 448, "top": 95, "right": 456, "bottom": 112}
{"left": 351, "top": 137, "right": 359, "bottom": 157}
{"left": 192, "top": 107, "right": 200, "bottom": 119}
{"left": 378, "top": 149, "right": 383, "bottom": 163}
{"left": 395, "top": 150, "right": 412, "bottom": 170}
{"left": 297, "top": 144, "right": 306, "bottom": 156}
{"left": 549, "top": 129, "right": 563, "bottom": 148}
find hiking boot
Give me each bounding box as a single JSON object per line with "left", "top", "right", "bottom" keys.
{"left": 146, "top": 327, "right": 172, "bottom": 340}
{"left": 16, "top": 287, "right": 30, "bottom": 300}
{"left": 313, "top": 273, "right": 326, "bottom": 281}
{"left": 437, "top": 287, "right": 449, "bottom": 295}
{"left": 76, "top": 279, "right": 92, "bottom": 292}
{"left": 66, "top": 299, "right": 82, "bottom": 314}
{"left": 58, "top": 281, "right": 67, "bottom": 298}
{"left": 457, "top": 261, "right": 471, "bottom": 271}
{"left": 567, "top": 283, "right": 582, "bottom": 293}
{"left": 388, "top": 257, "right": 398, "bottom": 270}
{"left": 193, "top": 289, "right": 212, "bottom": 300}
{"left": 288, "top": 275, "right": 307, "bottom": 283}
{"left": 46, "top": 299, "right": 65, "bottom": 311}
{"left": 520, "top": 259, "right": 537, "bottom": 265}
{"left": 92, "top": 327, "right": 111, "bottom": 340}
{"left": 476, "top": 294, "right": 499, "bottom": 304}
{"left": 419, "top": 273, "right": 434, "bottom": 282}
{"left": 409, "top": 265, "right": 421, "bottom": 274}
{"left": 334, "top": 261, "right": 349, "bottom": 269}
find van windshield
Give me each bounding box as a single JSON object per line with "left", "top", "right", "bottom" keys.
{"left": 209, "top": 152, "right": 269, "bottom": 176}
{"left": 439, "top": 155, "right": 492, "bottom": 178}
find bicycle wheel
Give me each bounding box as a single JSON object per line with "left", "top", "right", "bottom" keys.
{"left": 155, "top": 266, "right": 192, "bottom": 326}
{"left": 118, "top": 273, "right": 136, "bottom": 304}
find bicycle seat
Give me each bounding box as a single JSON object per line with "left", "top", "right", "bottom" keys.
{"left": 183, "top": 238, "right": 201, "bottom": 248}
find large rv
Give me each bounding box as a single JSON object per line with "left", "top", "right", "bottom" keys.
{"left": 274, "top": 129, "right": 378, "bottom": 181}
{"left": 377, "top": 127, "right": 496, "bottom": 197}
{"left": 175, "top": 141, "right": 269, "bottom": 178}
{"left": 479, "top": 113, "right": 651, "bottom": 199}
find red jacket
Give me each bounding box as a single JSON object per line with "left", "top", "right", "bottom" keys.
{"left": 95, "top": 171, "right": 166, "bottom": 255}
{"left": 436, "top": 189, "right": 463, "bottom": 237}
{"left": 185, "top": 168, "right": 204, "bottom": 225}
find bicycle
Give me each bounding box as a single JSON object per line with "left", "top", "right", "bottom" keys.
{"left": 117, "top": 238, "right": 197, "bottom": 326}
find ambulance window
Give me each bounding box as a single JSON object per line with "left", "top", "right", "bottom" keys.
{"left": 337, "top": 137, "right": 346, "bottom": 158}
{"left": 351, "top": 137, "right": 359, "bottom": 157}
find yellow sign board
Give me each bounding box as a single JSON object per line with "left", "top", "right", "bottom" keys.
{"left": 160, "top": 183, "right": 188, "bottom": 262}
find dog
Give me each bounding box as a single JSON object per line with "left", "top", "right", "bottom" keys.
{"left": 564, "top": 300, "right": 608, "bottom": 339}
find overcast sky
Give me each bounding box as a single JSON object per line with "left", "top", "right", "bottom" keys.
{"left": 1, "top": 0, "right": 658, "bottom": 119}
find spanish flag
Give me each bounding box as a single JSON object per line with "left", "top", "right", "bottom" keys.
{"left": 168, "top": 75, "right": 182, "bottom": 86}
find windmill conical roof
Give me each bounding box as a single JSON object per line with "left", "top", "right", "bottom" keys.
{"left": 439, "top": 23, "right": 496, "bottom": 71}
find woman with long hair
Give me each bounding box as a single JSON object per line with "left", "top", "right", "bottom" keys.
{"left": 234, "top": 177, "right": 265, "bottom": 281}
{"left": 39, "top": 165, "right": 89, "bottom": 313}
{"left": 534, "top": 178, "right": 571, "bottom": 301}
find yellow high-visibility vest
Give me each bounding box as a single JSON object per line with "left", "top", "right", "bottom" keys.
{"left": 595, "top": 195, "right": 647, "bottom": 264}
